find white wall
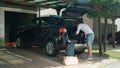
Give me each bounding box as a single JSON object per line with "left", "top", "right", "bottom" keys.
{"left": 82, "top": 14, "right": 93, "bottom": 30}
{"left": 0, "top": 7, "right": 5, "bottom": 40}
{"left": 115, "top": 18, "right": 120, "bottom": 31}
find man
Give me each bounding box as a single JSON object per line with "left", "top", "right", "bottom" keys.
{"left": 75, "top": 19, "right": 95, "bottom": 61}
{"left": 76, "top": 30, "right": 85, "bottom": 43}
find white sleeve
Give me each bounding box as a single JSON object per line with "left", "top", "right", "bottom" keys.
{"left": 76, "top": 24, "right": 82, "bottom": 35}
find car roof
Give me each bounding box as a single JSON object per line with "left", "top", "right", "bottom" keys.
{"left": 39, "top": 15, "right": 62, "bottom": 18}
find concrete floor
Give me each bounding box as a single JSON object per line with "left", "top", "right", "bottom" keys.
{"left": 0, "top": 45, "right": 119, "bottom": 68}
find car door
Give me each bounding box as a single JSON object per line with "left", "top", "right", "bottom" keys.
{"left": 22, "top": 19, "right": 38, "bottom": 42}
{"left": 33, "top": 17, "right": 50, "bottom": 45}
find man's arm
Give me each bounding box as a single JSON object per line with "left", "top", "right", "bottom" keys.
{"left": 76, "top": 24, "right": 81, "bottom": 35}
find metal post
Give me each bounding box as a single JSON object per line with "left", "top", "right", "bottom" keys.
{"left": 38, "top": 6, "right": 40, "bottom": 17}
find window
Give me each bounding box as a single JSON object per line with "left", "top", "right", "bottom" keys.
{"left": 27, "top": 18, "right": 39, "bottom": 29}
{"left": 64, "top": 20, "right": 75, "bottom": 27}
{"left": 40, "top": 20, "right": 50, "bottom": 28}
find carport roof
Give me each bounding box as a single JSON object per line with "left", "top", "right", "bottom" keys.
{"left": 2, "top": 0, "right": 75, "bottom": 8}
{"left": 1, "top": 0, "right": 91, "bottom": 16}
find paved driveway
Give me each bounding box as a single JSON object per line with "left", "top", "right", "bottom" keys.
{"left": 0, "top": 47, "right": 63, "bottom": 68}
{"left": 0, "top": 46, "right": 118, "bottom": 68}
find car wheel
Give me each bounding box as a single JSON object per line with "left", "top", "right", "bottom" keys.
{"left": 108, "top": 37, "right": 112, "bottom": 43}
{"left": 16, "top": 37, "right": 24, "bottom": 48}
{"left": 16, "top": 37, "right": 22, "bottom": 48}
{"left": 116, "top": 40, "right": 120, "bottom": 44}
{"left": 45, "top": 40, "right": 58, "bottom": 57}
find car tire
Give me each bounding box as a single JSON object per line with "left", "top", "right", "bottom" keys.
{"left": 16, "top": 37, "right": 31, "bottom": 48}
{"left": 16, "top": 37, "right": 23, "bottom": 48}
{"left": 45, "top": 40, "right": 58, "bottom": 57}
{"left": 116, "top": 40, "right": 120, "bottom": 44}
{"left": 108, "top": 37, "right": 112, "bottom": 43}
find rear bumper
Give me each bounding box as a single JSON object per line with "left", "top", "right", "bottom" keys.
{"left": 74, "top": 44, "right": 86, "bottom": 50}
{"left": 57, "top": 43, "right": 86, "bottom": 50}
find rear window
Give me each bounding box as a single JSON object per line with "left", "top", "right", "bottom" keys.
{"left": 41, "top": 16, "right": 62, "bottom": 25}
{"left": 55, "top": 18, "right": 64, "bottom": 27}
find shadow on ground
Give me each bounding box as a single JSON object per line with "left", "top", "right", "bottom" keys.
{"left": 0, "top": 46, "right": 117, "bottom": 68}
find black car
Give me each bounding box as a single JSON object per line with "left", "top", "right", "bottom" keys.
{"left": 107, "top": 31, "right": 120, "bottom": 43}
{"left": 16, "top": 15, "right": 86, "bottom": 57}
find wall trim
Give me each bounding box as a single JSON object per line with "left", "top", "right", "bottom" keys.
{"left": 0, "top": 6, "right": 37, "bottom": 14}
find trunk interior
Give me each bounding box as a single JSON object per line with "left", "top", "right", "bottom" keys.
{"left": 64, "top": 20, "right": 85, "bottom": 44}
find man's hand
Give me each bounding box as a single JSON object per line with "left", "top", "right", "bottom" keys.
{"left": 73, "top": 33, "right": 77, "bottom": 37}
{"left": 81, "top": 33, "right": 85, "bottom": 37}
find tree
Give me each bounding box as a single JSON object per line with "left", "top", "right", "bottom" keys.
{"left": 87, "top": 0, "right": 104, "bottom": 56}
{"left": 101, "top": 0, "right": 113, "bottom": 52}
{"left": 102, "top": 0, "right": 120, "bottom": 48}
{"left": 87, "top": 0, "right": 120, "bottom": 55}
{"left": 108, "top": 1, "right": 120, "bottom": 48}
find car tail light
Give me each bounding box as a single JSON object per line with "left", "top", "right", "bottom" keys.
{"left": 58, "top": 27, "right": 67, "bottom": 33}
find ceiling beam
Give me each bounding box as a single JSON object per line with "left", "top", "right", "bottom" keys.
{"left": 2, "top": 0, "right": 71, "bottom": 8}
{"left": 62, "top": 0, "right": 74, "bottom": 2}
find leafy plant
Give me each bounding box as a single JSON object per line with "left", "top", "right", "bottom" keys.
{"left": 0, "top": 39, "right": 3, "bottom": 46}
{"left": 87, "top": 0, "right": 120, "bottom": 56}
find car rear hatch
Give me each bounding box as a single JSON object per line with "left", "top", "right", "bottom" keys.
{"left": 62, "top": 3, "right": 91, "bottom": 19}
{"left": 64, "top": 19, "right": 85, "bottom": 43}
{"left": 62, "top": 4, "right": 90, "bottom": 48}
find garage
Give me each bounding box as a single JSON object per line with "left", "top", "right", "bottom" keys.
{"left": 0, "top": 0, "right": 70, "bottom": 47}
{"left": 0, "top": 0, "right": 120, "bottom": 68}
{"left": 5, "top": 11, "right": 36, "bottom": 43}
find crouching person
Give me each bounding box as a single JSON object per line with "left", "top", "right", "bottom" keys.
{"left": 63, "top": 42, "right": 79, "bottom": 65}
